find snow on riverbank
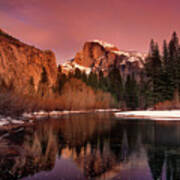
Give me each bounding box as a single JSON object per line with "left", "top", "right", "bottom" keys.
{"left": 0, "top": 116, "right": 25, "bottom": 127}
{"left": 23, "top": 110, "right": 88, "bottom": 118}
{"left": 0, "top": 109, "right": 120, "bottom": 127}
{"left": 115, "top": 110, "right": 180, "bottom": 120}
{"left": 23, "top": 109, "right": 120, "bottom": 119}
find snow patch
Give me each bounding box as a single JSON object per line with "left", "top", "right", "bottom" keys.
{"left": 23, "top": 109, "right": 119, "bottom": 119}
{"left": 23, "top": 110, "right": 88, "bottom": 119}
{"left": 95, "top": 109, "right": 121, "bottom": 112}
{"left": 0, "top": 117, "right": 25, "bottom": 127}
{"left": 115, "top": 110, "right": 180, "bottom": 120}
{"left": 92, "top": 40, "right": 116, "bottom": 49}
{"left": 11, "top": 120, "right": 24, "bottom": 124}
{"left": 62, "top": 62, "right": 91, "bottom": 75}
{"left": 90, "top": 40, "right": 147, "bottom": 61}
{"left": 0, "top": 120, "right": 9, "bottom": 126}
{"left": 112, "top": 50, "right": 147, "bottom": 63}
{"left": 112, "top": 50, "right": 130, "bottom": 57}
{"left": 72, "top": 62, "right": 91, "bottom": 74}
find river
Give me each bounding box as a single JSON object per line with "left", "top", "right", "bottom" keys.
{"left": 0, "top": 112, "right": 180, "bottom": 180}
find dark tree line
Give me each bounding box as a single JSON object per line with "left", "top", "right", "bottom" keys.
{"left": 54, "top": 65, "right": 139, "bottom": 109}
{"left": 34, "top": 32, "right": 180, "bottom": 109}
{"left": 145, "top": 32, "right": 180, "bottom": 107}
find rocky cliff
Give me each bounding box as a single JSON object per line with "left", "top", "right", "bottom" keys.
{"left": 0, "top": 28, "right": 147, "bottom": 95}
{"left": 62, "top": 40, "right": 147, "bottom": 81}
{"left": 0, "top": 29, "right": 57, "bottom": 94}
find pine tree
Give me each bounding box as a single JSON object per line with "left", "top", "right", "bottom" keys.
{"left": 145, "top": 41, "right": 163, "bottom": 105}
{"left": 55, "top": 70, "right": 67, "bottom": 94}
{"left": 38, "top": 66, "right": 49, "bottom": 97}
{"left": 81, "top": 71, "right": 88, "bottom": 83}
{"left": 29, "top": 76, "right": 34, "bottom": 87}
{"left": 98, "top": 70, "right": 109, "bottom": 91}
{"left": 167, "top": 32, "right": 179, "bottom": 99}
{"left": 169, "top": 32, "right": 179, "bottom": 58}
{"left": 108, "top": 67, "right": 123, "bottom": 102}
{"left": 58, "top": 65, "right": 62, "bottom": 73}
{"left": 145, "top": 40, "right": 161, "bottom": 104}
{"left": 162, "top": 40, "right": 169, "bottom": 67}
{"left": 29, "top": 76, "right": 35, "bottom": 95}
{"left": 87, "top": 71, "right": 98, "bottom": 89}
{"left": 177, "top": 47, "right": 180, "bottom": 93}
{"left": 161, "top": 40, "right": 170, "bottom": 100}
{"left": 40, "top": 66, "right": 48, "bottom": 84}
{"left": 124, "top": 74, "right": 139, "bottom": 109}
{"left": 74, "top": 68, "right": 82, "bottom": 79}
{"left": 161, "top": 39, "right": 174, "bottom": 101}
{"left": 0, "top": 77, "right": 7, "bottom": 92}
{"left": 153, "top": 43, "right": 163, "bottom": 103}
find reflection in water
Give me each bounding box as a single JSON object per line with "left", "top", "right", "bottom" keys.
{"left": 1, "top": 113, "right": 180, "bottom": 179}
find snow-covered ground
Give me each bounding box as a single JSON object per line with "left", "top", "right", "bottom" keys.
{"left": 23, "top": 109, "right": 120, "bottom": 119}
{"left": 23, "top": 110, "right": 88, "bottom": 119}
{"left": 115, "top": 110, "right": 180, "bottom": 120}
{"left": 0, "top": 116, "right": 25, "bottom": 127}
{"left": 95, "top": 109, "right": 120, "bottom": 112}
{"left": 62, "top": 61, "right": 91, "bottom": 75}
{"left": 0, "top": 109, "right": 120, "bottom": 127}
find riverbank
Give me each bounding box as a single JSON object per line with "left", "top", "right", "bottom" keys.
{"left": 115, "top": 110, "right": 180, "bottom": 120}
{"left": 23, "top": 109, "right": 120, "bottom": 118}
{"left": 0, "top": 109, "right": 121, "bottom": 130}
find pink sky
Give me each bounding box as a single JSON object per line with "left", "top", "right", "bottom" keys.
{"left": 0, "top": 0, "right": 179, "bottom": 63}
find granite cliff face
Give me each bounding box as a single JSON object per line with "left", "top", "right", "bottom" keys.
{"left": 62, "top": 40, "right": 147, "bottom": 81}
{"left": 0, "top": 29, "right": 57, "bottom": 94}
{"left": 0, "top": 28, "right": 147, "bottom": 95}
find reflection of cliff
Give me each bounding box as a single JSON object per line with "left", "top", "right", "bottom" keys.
{"left": 0, "top": 113, "right": 115, "bottom": 179}
{"left": 0, "top": 124, "right": 58, "bottom": 180}
{"left": 2, "top": 116, "right": 180, "bottom": 179}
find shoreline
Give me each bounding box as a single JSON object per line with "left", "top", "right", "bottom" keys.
{"left": 22, "top": 109, "right": 121, "bottom": 119}
{"left": 0, "top": 109, "right": 121, "bottom": 129}
{"left": 115, "top": 110, "right": 180, "bottom": 121}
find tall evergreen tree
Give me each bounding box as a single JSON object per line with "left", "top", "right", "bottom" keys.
{"left": 124, "top": 74, "right": 139, "bottom": 109}
{"left": 38, "top": 66, "right": 49, "bottom": 97}
{"left": 98, "top": 70, "right": 109, "bottom": 92}
{"left": 87, "top": 71, "right": 98, "bottom": 89}
{"left": 167, "top": 32, "right": 179, "bottom": 99}
{"left": 74, "top": 68, "right": 82, "bottom": 79}
{"left": 40, "top": 66, "right": 48, "bottom": 84}
{"left": 145, "top": 41, "right": 163, "bottom": 105}
{"left": 162, "top": 40, "right": 169, "bottom": 67}
{"left": 108, "top": 67, "right": 123, "bottom": 102}
{"left": 55, "top": 69, "right": 67, "bottom": 94}
{"left": 29, "top": 76, "right": 35, "bottom": 95}
{"left": 81, "top": 71, "right": 88, "bottom": 83}
{"left": 161, "top": 40, "right": 172, "bottom": 100}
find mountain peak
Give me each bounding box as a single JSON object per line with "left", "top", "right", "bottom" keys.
{"left": 61, "top": 40, "right": 147, "bottom": 81}
{"left": 86, "top": 40, "right": 147, "bottom": 59}
{"left": 0, "top": 28, "right": 22, "bottom": 46}
{"left": 87, "top": 40, "right": 119, "bottom": 51}
{"left": 0, "top": 28, "right": 12, "bottom": 37}
{"left": 91, "top": 40, "right": 117, "bottom": 48}
{"left": 0, "top": 28, "right": 6, "bottom": 33}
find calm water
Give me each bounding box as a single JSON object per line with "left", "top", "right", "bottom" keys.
{"left": 1, "top": 112, "right": 180, "bottom": 180}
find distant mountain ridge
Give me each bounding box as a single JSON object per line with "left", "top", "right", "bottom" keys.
{"left": 61, "top": 40, "right": 147, "bottom": 81}
{"left": 0, "top": 28, "right": 147, "bottom": 94}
